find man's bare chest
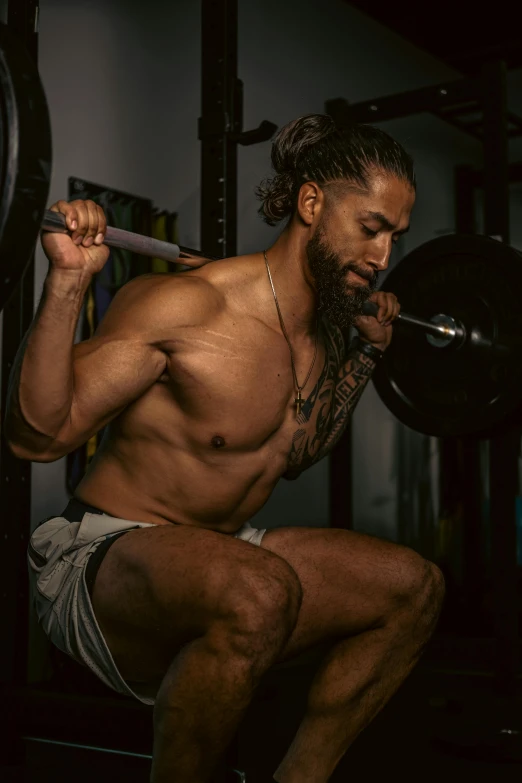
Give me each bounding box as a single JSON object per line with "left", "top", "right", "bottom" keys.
{"left": 159, "top": 318, "right": 346, "bottom": 465}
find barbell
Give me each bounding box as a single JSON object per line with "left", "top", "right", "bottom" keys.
{"left": 2, "top": 22, "right": 522, "bottom": 440}
{"left": 362, "top": 300, "right": 465, "bottom": 348}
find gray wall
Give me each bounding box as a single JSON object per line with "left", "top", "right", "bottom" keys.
{"left": 27, "top": 0, "right": 518, "bottom": 543}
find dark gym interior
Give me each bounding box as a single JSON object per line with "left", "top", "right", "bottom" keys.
{"left": 1, "top": 1, "right": 522, "bottom": 781}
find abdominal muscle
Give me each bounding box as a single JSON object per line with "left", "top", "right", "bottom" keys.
{"left": 75, "top": 383, "right": 292, "bottom": 533}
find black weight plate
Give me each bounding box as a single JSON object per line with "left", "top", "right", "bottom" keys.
{"left": 372, "top": 234, "right": 522, "bottom": 438}
{"left": 0, "top": 23, "right": 52, "bottom": 312}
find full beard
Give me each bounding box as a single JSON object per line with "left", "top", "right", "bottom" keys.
{"left": 306, "top": 228, "right": 378, "bottom": 329}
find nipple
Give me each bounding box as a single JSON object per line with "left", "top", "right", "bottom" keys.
{"left": 211, "top": 435, "right": 226, "bottom": 449}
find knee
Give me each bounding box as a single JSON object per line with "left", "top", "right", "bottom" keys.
{"left": 391, "top": 549, "right": 445, "bottom": 621}
{"left": 416, "top": 560, "right": 445, "bottom": 625}
{"left": 223, "top": 556, "right": 302, "bottom": 656}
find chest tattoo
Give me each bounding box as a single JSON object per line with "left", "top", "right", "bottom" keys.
{"left": 285, "top": 321, "right": 376, "bottom": 477}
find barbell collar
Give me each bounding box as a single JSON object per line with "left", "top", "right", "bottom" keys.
{"left": 425, "top": 313, "right": 466, "bottom": 348}
{"left": 361, "top": 300, "right": 460, "bottom": 346}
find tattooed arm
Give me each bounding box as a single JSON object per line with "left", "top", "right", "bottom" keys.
{"left": 317, "top": 288, "right": 399, "bottom": 457}
{"left": 315, "top": 337, "right": 376, "bottom": 460}
{"left": 283, "top": 323, "right": 378, "bottom": 480}
{"left": 283, "top": 292, "right": 398, "bottom": 480}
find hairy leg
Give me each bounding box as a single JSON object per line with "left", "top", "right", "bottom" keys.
{"left": 91, "top": 525, "right": 303, "bottom": 783}
{"left": 260, "top": 528, "right": 445, "bottom": 783}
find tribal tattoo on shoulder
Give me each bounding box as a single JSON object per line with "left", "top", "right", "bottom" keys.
{"left": 285, "top": 320, "right": 376, "bottom": 478}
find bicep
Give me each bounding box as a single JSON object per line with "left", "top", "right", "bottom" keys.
{"left": 49, "top": 336, "right": 166, "bottom": 456}
{"left": 48, "top": 273, "right": 220, "bottom": 457}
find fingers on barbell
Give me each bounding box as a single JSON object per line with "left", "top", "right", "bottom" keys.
{"left": 94, "top": 204, "right": 107, "bottom": 245}
{"left": 83, "top": 201, "right": 97, "bottom": 247}
{"left": 367, "top": 292, "right": 401, "bottom": 326}
{"left": 51, "top": 199, "right": 79, "bottom": 233}
{"left": 76, "top": 200, "right": 101, "bottom": 247}
{"left": 58, "top": 200, "right": 104, "bottom": 247}
{"left": 87, "top": 201, "right": 107, "bottom": 246}
{"left": 373, "top": 292, "right": 390, "bottom": 324}
{"left": 384, "top": 297, "right": 400, "bottom": 326}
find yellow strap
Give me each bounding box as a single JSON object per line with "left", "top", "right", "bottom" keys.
{"left": 86, "top": 435, "right": 97, "bottom": 461}
{"left": 86, "top": 285, "right": 95, "bottom": 335}
{"left": 151, "top": 213, "right": 169, "bottom": 273}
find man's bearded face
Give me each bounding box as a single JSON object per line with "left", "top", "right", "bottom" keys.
{"left": 306, "top": 223, "right": 378, "bottom": 329}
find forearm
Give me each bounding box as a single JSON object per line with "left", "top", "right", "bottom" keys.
{"left": 4, "top": 268, "right": 90, "bottom": 457}
{"left": 317, "top": 337, "right": 379, "bottom": 457}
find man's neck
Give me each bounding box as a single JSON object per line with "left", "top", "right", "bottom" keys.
{"left": 263, "top": 230, "right": 317, "bottom": 338}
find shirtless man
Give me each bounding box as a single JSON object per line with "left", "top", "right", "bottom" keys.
{"left": 6, "top": 114, "right": 445, "bottom": 783}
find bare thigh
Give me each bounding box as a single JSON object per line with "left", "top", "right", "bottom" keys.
{"left": 261, "top": 526, "right": 439, "bottom": 661}
{"left": 91, "top": 524, "right": 293, "bottom": 684}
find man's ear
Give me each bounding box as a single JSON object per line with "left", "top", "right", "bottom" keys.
{"left": 296, "top": 182, "right": 324, "bottom": 226}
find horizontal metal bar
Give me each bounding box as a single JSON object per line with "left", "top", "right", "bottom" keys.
{"left": 326, "top": 77, "right": 480, "bottom": 126}
{"left": 23, "top": 735, "right": 153, "bottom": 760}
{"left": 397, "top": 311, "right": 456, "bottom": 339}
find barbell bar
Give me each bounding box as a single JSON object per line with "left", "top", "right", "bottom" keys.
{"left": 41, "top": 209, "right": 211, "bottom": 267}
{"left": 42, "top": 211, "right": 484, "bottom": 355}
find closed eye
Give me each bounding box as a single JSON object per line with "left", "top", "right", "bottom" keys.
{"left": 362, "top": 224, "right": 401, "bottom": 244}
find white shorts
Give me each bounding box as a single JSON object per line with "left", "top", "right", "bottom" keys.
{"left": 27, "top": 498, "right": 267, "bottom": 705}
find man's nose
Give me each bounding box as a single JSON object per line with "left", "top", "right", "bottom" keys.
{"left": 366, "top": 237, "right": 392, "bottom": 272}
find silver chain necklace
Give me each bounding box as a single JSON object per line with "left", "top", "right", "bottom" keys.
{"left": 263, "top": 250, "right": 318, "bottom": 417}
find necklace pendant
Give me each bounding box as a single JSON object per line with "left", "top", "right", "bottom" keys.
{"left": 294, "top": 390, "right": 304, "bottom": 416}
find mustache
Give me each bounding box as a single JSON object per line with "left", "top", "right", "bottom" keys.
{"left": 343, "top": 261, "right": 378, "bottom": 288}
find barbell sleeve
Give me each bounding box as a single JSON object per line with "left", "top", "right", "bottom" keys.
{"left": 42, "top": 209, "right": 182, "bottom": 264}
